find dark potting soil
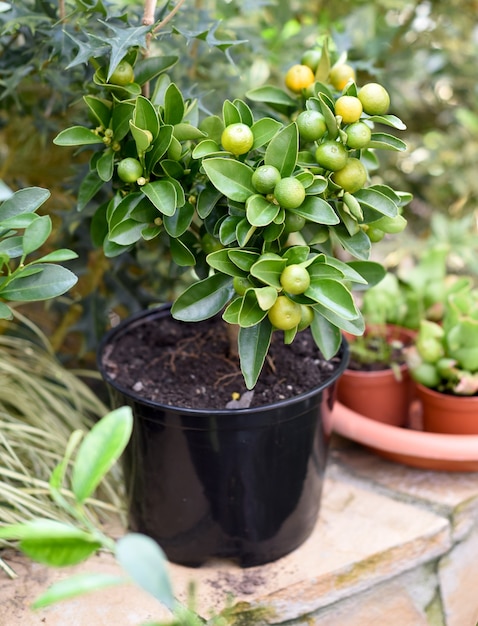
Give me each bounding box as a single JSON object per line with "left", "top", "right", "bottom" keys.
{"left": 101, "top": 313, "right": 344, "bottom": 410}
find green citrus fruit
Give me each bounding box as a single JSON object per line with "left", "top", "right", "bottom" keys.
{"left": 372, "top": 214, "right": 407, "bottom": 234}
{"left": 328, "top": 64, "right": 356, "bottom": 90}
{"left": 285, "top": 64, "right": 315, "bottom": 93}
{"left": 298, "top": 305, "right": 314, "bottom": 331}
{"left": 252, "top": 165, "right": 282, "bottom": 194}
{"left": 335, "top": 95, "right": 363, "bottom": 124}
{"left": 345, "top": 121, "right": 372, "bottom": 149}
{"left": 366, "top": 225, "right": 385, "bottom": 242}
{"left": 315, "top": 140, "right": 348, "bottom": 171}
{"left": 221, "top": 123, "right": 254, "bottom": 156}
{"left": 296, "top": 110, "right": 327, "bottom": 142}
{"left": 301, "top": 49, "right": 322, "bottom": 72}
{"left": 283, "top": 212, "right": 306, "bottom": 233}
{"left": 274, "top": 177, "right": 306, "bottom": 210}
{"left": 332, "top": 158, "right": 367, "bottom": 193}
{"left": 109, "top": 61, "right": 135, "bottom": 86}
{"left": 280, "top": 264, "right": 311, "bottom": 295}
{"left": 233, "top": 276, "right": 252, "bottom": 295}
{"left": 117, "top": 157, "right": 143, "bottom": 183}
{"left": 267, "top": 296, "right": 302, "bottom": 330}
{"left": 358, "top": 83, "right": 390, "bottom": 115}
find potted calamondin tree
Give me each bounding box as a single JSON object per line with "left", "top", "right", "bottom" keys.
{"left": 53, "top": 28, "right": 409, "bottom": 565}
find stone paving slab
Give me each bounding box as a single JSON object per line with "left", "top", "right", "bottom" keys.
{"left": 0, "top": 450, "right": 458, "bottom": 626}
{"left": 330, "top": 438, "right": 478, "bottom": 539}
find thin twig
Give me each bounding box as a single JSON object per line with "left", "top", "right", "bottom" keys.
{"left": 0, "top": 557, "right": 17, "bottom": 580}
{"left": 152, "top": 0, "right": 188, "bottom": 34}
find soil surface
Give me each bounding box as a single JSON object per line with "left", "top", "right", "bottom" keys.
{"left": 100, "top": 312, "right": 345, "bottom": 410}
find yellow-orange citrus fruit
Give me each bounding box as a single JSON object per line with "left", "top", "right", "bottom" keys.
{"left": 335, "top": 95, "right": 363, "bottom": 124}
{"left": 328, "top": 64, "right": 356, "bottom": 90}
{"left": 285, "top": 64, "right": 315, "bottom": 93}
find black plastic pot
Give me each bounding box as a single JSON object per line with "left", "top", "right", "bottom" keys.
{"left": 98, "top": 306, "right": 349, "bottom": 567}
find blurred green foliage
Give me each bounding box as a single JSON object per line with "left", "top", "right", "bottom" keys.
{"left": 1, "top": 0, "right": 478, "bottom": 360}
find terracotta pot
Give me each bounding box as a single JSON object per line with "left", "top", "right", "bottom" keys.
{"left": 330, "top": 401, "right": 478, "bottom": 472}
{"left": 416, "top": 383, "right": 478, "bottom": 435}
{"left": 337, "top": 325, "right": 416, "bottom": 427}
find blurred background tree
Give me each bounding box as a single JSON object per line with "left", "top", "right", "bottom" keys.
{"left": 1, "top": 0, "right": 477, "bottom": 361}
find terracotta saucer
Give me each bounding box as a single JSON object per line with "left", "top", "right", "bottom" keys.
{"left": 330, "top": 401, "right": 478, "bottom": 472}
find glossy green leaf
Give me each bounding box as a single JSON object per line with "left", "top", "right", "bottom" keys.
{"left": 306, "top": 176, "right": 328, "bottom": 194}
{"left": 368, "top": 132, "right": 407, "bottom": 151}
{"left": 264, "top": 123, "right": 298, "bottom": 177}
{"left": 282, "top": 245, "right": 311, "bottom": 265}
{"left": 192, "top": 139, "right": 222, "bottom": 159}
{"left": 251, "top": 118, "right": 282, "bottom": 149}
{"left": 0, "top": 187, "right": 50, "bottom": 219}
{"left": 317, "top": 93, "right": 339, "bottom": 139}
{"left": 202, "top": 158, "right": 255, "bottom": 202}
{"left": 173, "top": 122, "right": 206, "bottom": 141}
{"left": 163, "top": 202, "right": 194, "bottom": 237}
{"left": 312, "top": 302, "right": 365, "bottom": 336}
{"left": 289, "top": 196, "right": 339, "bottom": 224}
{"left": 227, "top": 249, "right": 260, "bottom": 272}
{"left": 145, "top": 125, "right": 174, "bottom": 171}
{"left": 0, "top": 213, "right": 37, "bottom": 229}
{"left": 111, "top": 101, "right": 135, "bottom": 142}
{"left": 163, "top": 82, "right": 185, "bottom": 125}
{"left": 222, "top": 99, "right": 242, "bottom": 126}
{"left": 367, "top": 114, "right": 406, "bottom": 130}
{"left": 308, "top": 263, "right": 344, "bottom": 281}
{"left": 354, "top": 186, "right": 398, "bottom": 218}
{"left": 172, "top": 273, "right": 234, "bottom": 321}
{"left": 197, "top": 186, "right": 222, "bottom": 218}
{"left": 219, "top": 215, "right": 242, "bottom": 245}
{"left": 239, "top": 290, "right": 269, "bottom": 326}
{"left": 222, "top": 297, "right": 242, "bottom": 324}
{"left": 0, "top": 235, "right": 23, "bottom": 258}
{"left": 246, "top": 195, "right": 280, "bottom": 227}
{"left": 33, "top": 573, "right": 125, "bottom": 609}
{"left": 234, "top": 98, "right": 254, "bottom": 126}
{"left": 96, "top": 148, "right": 115, "bottom": 182}
{"left": 130, "top": 122, "right": 153, "bottom": 154}
{"left": 134, "top": 55, "right": 178, "bottom": 85}
{"left": 305, "top": 279, "right": 359, "bottom": 320}
{"left": 1, "top": 265, "right": 77, "bottom": 301}
{"left": 236, "top": 218, "right": 256, "bottom": 246}
{"left": 254, "top": 286, "right": 278, "bottom": 311}
{"left": 83, "top": 95, "right": 112, "bottom": 128}
{"left": 334, "top": 225, "right": 371, "bottom": 260}
{"left": 116, "top": 534, "right": 175, "bottom": 611}
{"left": 207, "top": 249, "right": 245, "bottom": 276}
{"left": 34, "top": 249, "right": 78, "bottom": 263}
{"left": 238, "top": 318, "right": 273, "bottom": 389}
{"left": 310, "top": 313, "right": 342, "bottom": 360}
{"left": 0, "top": 520, "right": 101, "bottom": 566}
{"left": 53, "top": 126, "right": 104, "bottom": 146}
{"left": 250, "top": 257, "right": 286, "bottom": 288}
{"left": 78, "top": 171, "right": 104, "bottom": 211}
{"left": 109, "top": 219, "right": 144, "bottom": 245}
{"left": 347, "top": 261, "right": 386, "bottom": 290}
{"left": 0, "top": 302, "right": 13, "bottom": 319}
{"left": 141, "top": 180, "right": 177, "bottom": 216}
{"left": 245, "top": 85, "right": 296, "bottom": 114}
{"left": 72, "top": 407, "right": 133, "bottom": 503}
{"left": 22, "top": 215, "right": 51, "bottom": 255}
{"left": 133, "top": 95, "right": 160, "bottom": 138}
{"left": 169, "top": 237, "right": 196, "bottom": 266}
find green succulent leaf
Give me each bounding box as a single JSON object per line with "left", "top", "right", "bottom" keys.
{"left": 33, "top": 573, "right": 125, "bottom": 610}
